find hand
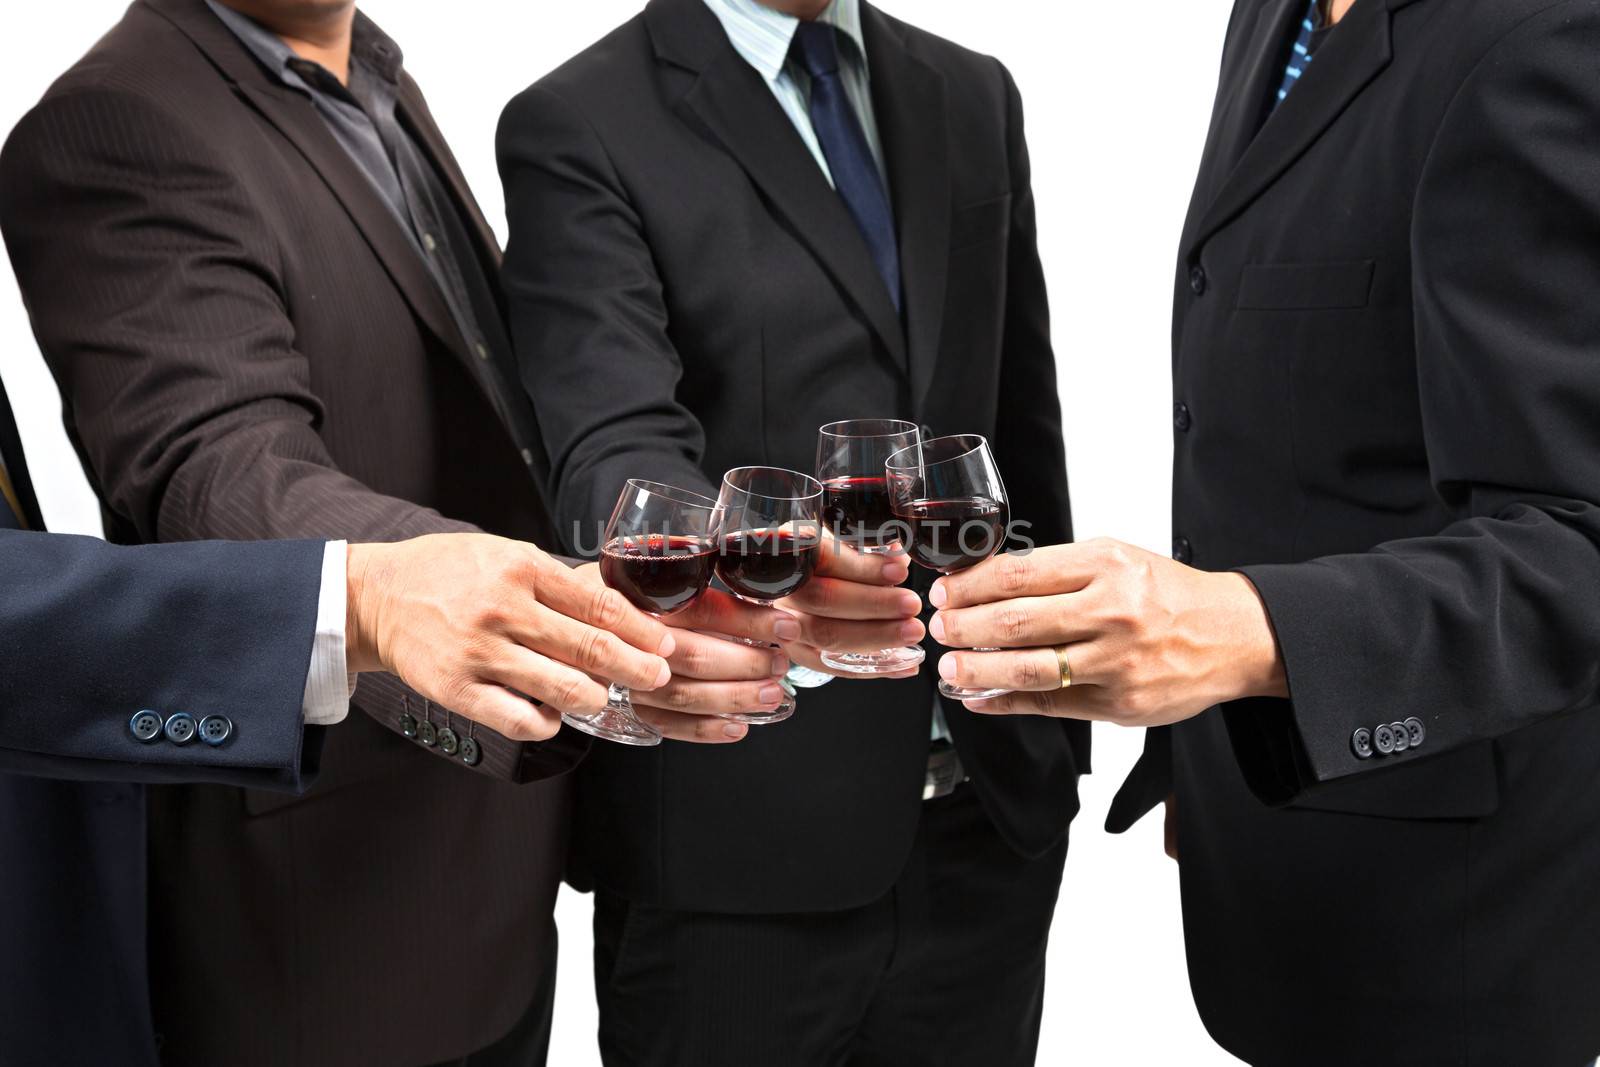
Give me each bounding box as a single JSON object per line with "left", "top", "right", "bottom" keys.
{"left": 774, "top": 534, "right": 926, "bottom": 678}
{"left": 346, "top": 535, "right": 674, "bottom": 742}
{"left": 927, "top": 538, "right": 1286, "bottom": 726}
{"left": 630, "top": 589, "right": 796, "bottom": 743}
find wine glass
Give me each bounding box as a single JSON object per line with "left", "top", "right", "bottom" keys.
{"left": 713, "top": 466, "right": 824, "bottom": 725}
{"left": 815, "top": 419, "right": 926, "bottom": 675}
{"left": 885, "top": 435, "right": 1011, "bottom": 701}
{"left": 562, "top": 479, "right": 720, "bottom": 746}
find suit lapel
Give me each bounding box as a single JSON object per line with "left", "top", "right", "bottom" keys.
{"left": 145, "top": 0, "right": 466, "bottom": 355}
{"left": 864, "top": 5, "right": 949, "bottom": 410}
{"left": 646, "top": 0, "right": 908, "bottom": 371}
{"left": 1182, "top": 0, "right": 1303, "bottom": 247}
{"left": 1186, "top": 0, "right": 1396, "bottom": 255}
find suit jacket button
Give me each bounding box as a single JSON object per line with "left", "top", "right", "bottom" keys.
{"left": 197, "top": 715, "right": 233, "bottom": 746}
{"left": 1389, "top": 720, "right": 1410, "bottom": 753}
{"left": 130, "top": 710, "right": 164, "bottom": 744}
{"left": 1404, "top": 716, "right": 1426, "bottom": 748}
{"left": 1174, "top": 403, "right": 1192, "bottom": 432}
{"left": 417, "top": 720, "right": 438, "bottom": 747}
{"left": 164, "top": 712, "right": 197, "bottom": 745}
{"left": 1189, "top": 265, "right": 1208, "bottom": 296}
{"left": 1373, "top": 722, "right": 1396, "bottom": 755}
{"left": 459, "top": 735, "right": 481, "bottom": 767}
{"left": 400, "top": 713, "right": 418, "bottom": 738}
{"left": 438, "top": 727, "right": 460, "bottom": 756}
{"left": 1350, "top": 727, "right": 1374, "bottom": 760}
{"left": 1172, "top": 536, "right": 1193, "bottom": 564}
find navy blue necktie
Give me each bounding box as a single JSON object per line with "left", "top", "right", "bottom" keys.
{"left": 792, "top": 21, "right": 902, "bottom": 312}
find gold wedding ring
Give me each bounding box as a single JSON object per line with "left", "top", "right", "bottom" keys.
{"left": 1054, "top": 646, "right": 1073, "bottom": 690}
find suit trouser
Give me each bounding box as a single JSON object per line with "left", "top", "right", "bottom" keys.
{"left": 592, "top": 784, "right": 1068, "bottom": 1067}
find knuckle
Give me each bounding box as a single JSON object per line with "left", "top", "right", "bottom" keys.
{"left": 996, "top": 607, "right": 1031, "bottom": 644}
{"left": 997, "top": 556, "right": 1030, "bottom": 595}
{"left": 577, "top": 628, "right": 618, "bottom": 672}
{"left": 589, "top": 587, "right": 629, "bottom": 630}
{"left": 553, "top": 675, "right": 594, "bottom": 711}
{"left": 664, "top": 684, "right": 698, "bottom": 712}
{"left": 1013, "top": 655, "right": 1045, "bottom": 690}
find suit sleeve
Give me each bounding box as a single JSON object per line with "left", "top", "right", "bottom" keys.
{"left": 0, "top": 530, "right": 322, "bottom": 789}
{"left": 1229, "top": 7, "right": 1600, "bottom": 800}
{"left": 992, "top": 63, "right": 1073, "bottom": 552}
{"left": 985, "top": 64, "right": 1088, "bottom": 774}
{"left": 0, "top": 88, "right": 579, "bottom": 783}
{"left": 497, "top": 85, "right": 719, "bottom": 543}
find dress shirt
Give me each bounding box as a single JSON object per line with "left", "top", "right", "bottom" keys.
{"left": 702, "top": 0, "right": 886, "bottom": 188}
{"left": 303, "top": 541, "right": 356, "bottom": 726}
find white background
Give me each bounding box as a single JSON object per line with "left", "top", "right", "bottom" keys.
{"left": 0, "top": 2, "right": 1240, "bottom": 1063}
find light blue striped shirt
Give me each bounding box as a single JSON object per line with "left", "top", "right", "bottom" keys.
{"left": 701, "top": 0, "right": 886, "bottom": 189}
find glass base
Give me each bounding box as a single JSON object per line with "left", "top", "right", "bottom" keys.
{"left": 721, "top": 699, "right": 795, "bottom": 726}
{"left": 720, "top": 679, "right": 796, "bottom": 725}
{"left": 821, "top": 645, "right": 926, "bottom": 676}
{"left": 562, "top": 687, "right": 662, "bottom": 746}
{"left": 938, "top": 680, "right": 1012, "bottom": 702}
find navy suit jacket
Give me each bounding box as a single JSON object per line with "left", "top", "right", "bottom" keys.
{"left": 0, "top": 376, "right": 326, "bottom": 1065}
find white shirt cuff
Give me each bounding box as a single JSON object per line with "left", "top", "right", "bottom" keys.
{"left": 301, "top": 540, "right": 356, "bottom": 726}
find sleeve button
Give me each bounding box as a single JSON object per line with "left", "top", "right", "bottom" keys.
{"left": 438, "top": 727, "right": 460, "bottom": 756}
{"left": 198, "top": 715, "right": 233, "bottom": 746}
{"left": 459, "top": 736, "right": 481, "bottom": 766}
{"left": 130, "top": 711, "right": 165, "bottom": 743}
{"left": 1403, "top": 717, "right": 1426, "bottom": 748}
{"left": 417, "top": 720, "right": 438, "bottom": 747}
{"left": 1373, "top": 723, "right": 1397, "bottom": 755}
{"left": 1350, "top": 727, "right": 1374, "bottom": 760}
{"left": 163, "top": 712, "right": 197, "bottom": 745}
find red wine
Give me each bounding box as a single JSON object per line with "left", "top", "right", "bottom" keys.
{"left": 822, "top": 476, "right": 898, "bottom": 549}
{"left": 716, "top": 530, "right": 820, "bottom": 602}
{"left": 601, "top": 534, "right": 716, "bottom": 616}
{"left": 896, "top": 498, "right": 1009, "bottom": 574}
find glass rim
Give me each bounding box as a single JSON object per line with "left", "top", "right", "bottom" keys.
{"left": 721, "top": 465, "right": 824, "bottom": 501}
{"left": 620, "top": 478, "right": 721, "bottom": 512}
{"left": 817, "top": 418, "right": 921, "bottom": 441}
{"left": 884, "top": 434, "right": 991, "bottom": 471}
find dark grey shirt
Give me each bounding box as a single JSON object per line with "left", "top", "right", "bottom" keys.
{"left": 205, "top": 2, "right": 535, "bottom": 464}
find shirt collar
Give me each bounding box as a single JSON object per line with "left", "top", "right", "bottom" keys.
{"left": 701, "top": 0, "right": 868, "bottom": 85}
{"left": 203, "top": 1, "right": 404, "bottom": 96}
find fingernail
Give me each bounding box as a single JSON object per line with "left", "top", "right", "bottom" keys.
{"left": 723, "top": 723, "right": 748, "bottom": 740}
{"left": 758, "top": 684, "right": 784, "bottom": 705}
{"left": 773, "top": 617, "right": 802, "bottom": 642}
{"left": 938, "top": 655, "right": 958, "bottom": 681}
{"left": 770, "top": 653, "right": 790, "bottom": 675}
{"left": 965, "top": 698, "right": 996, "bottom": 714}
{"left": 882, "top": 560, "right": 909, "bottom": 582}
{"left": 658, "top": 631, "right": 677, "bottom": 658}
{"left": 654, "top": 661, "right": 672, "bottom": 689}
{"left": 929, "top": 581, "right": 948, "bottom": 608}
{"left": 929, "top": 615, "right": 946, "bottom": 642}
{"left": 898, "top": 590, "right": 923, "bottom": 615}
{"left": 899, "top": 619, "right": 925, "bottom": 642}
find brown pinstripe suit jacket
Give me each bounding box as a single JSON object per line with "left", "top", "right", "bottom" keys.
{"left": 0, "top": 2, "right": 582, "bottom": 1063}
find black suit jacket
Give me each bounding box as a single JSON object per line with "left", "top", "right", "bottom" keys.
{"left": 1109, "top": 1, "right": 1600, "bottom": 1063}
{"left": 498, "top": 0, "right": 1086, "bottom": 914}
{"left": 0, "top": 376, "right": 41, "bottom": 530}
{"left": 0, "top": 2, "right": 578, "bottom": 1064}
